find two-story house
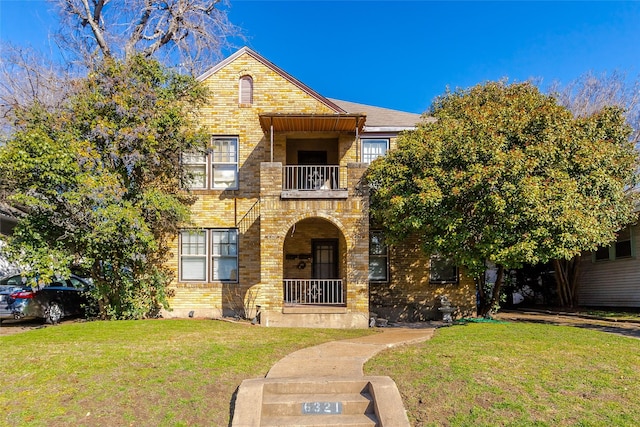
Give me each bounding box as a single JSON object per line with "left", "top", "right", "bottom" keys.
{"left": 164, "top": 47, "right": 477, "bottom": 328}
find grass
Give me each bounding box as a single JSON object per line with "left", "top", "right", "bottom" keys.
{"left": 365, "top": 322, "right": 640, "bottom": 426}
{"left": 583, "top": 309, "right": 640, "bottom": 321}
{"left": 3, "top": 319, "right": 639, "bottom": 427}
{"left": 0, "top": 319, "right": 372, "bottom": 426}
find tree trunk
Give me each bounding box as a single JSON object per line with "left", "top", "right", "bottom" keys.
{"left": 553, "top": 257, "right": 581, "bottom": 308}
{"left": 479, "top": 264, "right": 504, "bottom": 317}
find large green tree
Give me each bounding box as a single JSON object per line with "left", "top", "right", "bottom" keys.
{"left": 0, "top": 56, "right": 207, "bottom": 319}
{"left": 366, "top": 81, "right": 638, "bottom": 316}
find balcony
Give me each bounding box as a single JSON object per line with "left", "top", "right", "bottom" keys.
{"left": 281, "top": 165, "right": 348, "bottom": 199}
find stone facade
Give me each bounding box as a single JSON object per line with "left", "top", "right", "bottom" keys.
{"left": 163, "top": 47, "right": 477, "bottom": 327}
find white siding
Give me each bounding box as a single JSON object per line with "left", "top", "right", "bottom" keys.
{"left": 578, "top": 225, "right": 640, "bottom": 307}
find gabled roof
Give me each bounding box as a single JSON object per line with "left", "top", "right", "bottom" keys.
{"left": 199, "top": 47, "right": 425, "bottom": 134}
{"left": 197, "top": 47, "right": 347, "bottom": 114}
{"left": 328, "top": 98, "right": 423, "bottom": 131}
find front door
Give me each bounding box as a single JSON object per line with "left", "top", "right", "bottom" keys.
{"left": 298, "top": 151, "right": 329, "bottom": 190}
{"left": 298, "top": 150, "right": 327, "bottom": 165}
{"left": 312, "top": 239, "right": 338, "bottom": 279}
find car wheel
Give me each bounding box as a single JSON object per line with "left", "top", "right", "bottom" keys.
{"left": 45, "top": 302, "right": 63, "bottom": 324}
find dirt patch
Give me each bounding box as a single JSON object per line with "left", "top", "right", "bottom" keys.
{"left": 0, "top": 318, "right": 75, "bottom": 336}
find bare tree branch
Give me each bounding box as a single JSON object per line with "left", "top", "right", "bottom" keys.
{"left": 549, "top": 71, "right": 640, "bottom": 144}
{"left": 0, "top": 44, "right": 74, "bottom": 136}
{"left": 51, "top": 0, "right": 243, "bottom": 75}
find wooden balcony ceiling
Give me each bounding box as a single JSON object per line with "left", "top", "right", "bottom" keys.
{"left": 259, "top": 113, "right": 366, "bottom": 134}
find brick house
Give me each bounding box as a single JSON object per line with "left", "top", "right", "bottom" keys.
{"left": 164, "top": 47, "right": 477, "bottom": 327}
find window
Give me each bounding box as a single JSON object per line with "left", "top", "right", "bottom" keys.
{"left": 182, "top": 151, "right": 207, "bottom": 189}
{"left": 594, "top": 245, "right": 610, "bottom": 261}
{"left": 369, "top": 231, "right": 389, "bottom": 282}
{"left": 429, "top": 255, "right": 458, "bottom": 284}
{"left": 211, "top": 137, "right": 238, "bottom": 189}
{"left": 362, "top": 139, "right": 389, "bottom": 163}
{"left": 593, "top": 226, "right": 635, "bottom": 261}
{"left": 180, "top": 229, "right": 238, "bottom": 282}
{"left": 180, "top": 230, "right": 207, "bottom": 281}
{"left": 239, "top": 75, "right": 253, "bottom": 104}
{"left": 183, "top": 136, "right": 238, "bottom": 190}
{"left": 615, "top": 227, "right": 633, "bottom": 258}
{"left": 212, "top": 229, "right": 238, "bottom": 281}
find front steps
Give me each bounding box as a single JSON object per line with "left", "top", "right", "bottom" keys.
{"left": 232, "top": 376, "right": 410, "bottom": 426}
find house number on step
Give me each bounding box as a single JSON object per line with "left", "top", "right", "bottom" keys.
{"left": 302, "top": 401, "right": 342, "bottom": 415}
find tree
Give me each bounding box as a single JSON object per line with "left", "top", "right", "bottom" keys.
{"left": 551, "top": 71, "right": 640, "bottom": 144}
{"left": 0, "top": 56, "right": 208, "bottom": 318}
{"left": 53, "top": 0, "right": 243, "bottom": 75}
{"left": 548, "top": 71, "right": 640, "bottom": 306}
{"left": 0, "top": 44, "right": 74, "bottom": 137}
{"left": 366, "top": 81, "right": 638, "bottom": 316}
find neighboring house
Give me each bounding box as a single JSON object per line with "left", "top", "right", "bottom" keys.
{"left": 164, "top": 47, "right": 477, "bottom": 327}
{"left": 0, "top": 202, "right": 19, "bottom": 276}
{"left": 579, "top": 224, "right": 640, "bottom": 307}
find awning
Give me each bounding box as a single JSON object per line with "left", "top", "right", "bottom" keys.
{"left": 259, "top": 113, "right": 366, "bottom": 134}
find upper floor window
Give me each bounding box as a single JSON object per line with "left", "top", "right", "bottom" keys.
{"left": 239, "top": 75, "right": 253, "bottom": 105}
{"left": 362, "top": 139, "right": 389, "bottom": 163}
{"left": 369, "top": 230, "right": 389, "bottom": 282}
{"left": 429, "top": 254, "right": 459, "bottom": 284}
{"left": 183, "top": 151, "right": 208, "bottom": 189}
{"left": 183, "top": 136, "right": 238, "bottom": 190}
{"left": 593, "top": 226, "right": 635, "bottom": 261}
{"left": 211, "top": 137, "right": 238, "bottom": 189}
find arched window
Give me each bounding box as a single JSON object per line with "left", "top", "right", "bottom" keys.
{"left": 239, "top": 75, "right": 253, "bottom": 105}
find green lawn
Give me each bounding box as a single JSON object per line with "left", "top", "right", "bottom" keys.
{"left": 365, "top": 322, "right": 640, "bottom": 426}
{"left": 2, "top": 320, "right": 639, "bottom": 427}
{"left": 0, "top": 319, "right": 372, "bottom": 426}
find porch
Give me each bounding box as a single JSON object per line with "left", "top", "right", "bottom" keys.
{"left": 283, "top": 279, "right": 345, "bottom": 305}
{"left": 257, "top": 163, "right": 370, "bottom": 328}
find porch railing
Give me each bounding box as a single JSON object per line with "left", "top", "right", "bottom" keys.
{"left": 283, "top": 165, "right": 343, "bottom": 191}
{"left": 283, "top": 279, "right": 345, "bottom": 305}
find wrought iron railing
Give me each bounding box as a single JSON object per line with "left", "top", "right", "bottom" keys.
{"left": 282, "top": 165, "right": 343, "bottom": 191}
{"left": 283, "top": 279, "right": 345, "bottom": 305}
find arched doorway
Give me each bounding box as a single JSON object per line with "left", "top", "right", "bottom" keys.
{"left": 282, "top": 217, "right": 346, "bottom": 306}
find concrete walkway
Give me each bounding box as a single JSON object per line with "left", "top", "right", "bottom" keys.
{"left": 232, "top": 326, "right": 436, "bottom": 426}
{"left": 266, "top": 326, "right": 436, "bottom": 378}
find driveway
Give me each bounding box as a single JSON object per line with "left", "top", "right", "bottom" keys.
{"left": 495, "top": 309, "right": 640, "bottom": 340}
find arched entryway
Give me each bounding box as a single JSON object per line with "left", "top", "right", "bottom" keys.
{"left": 282, "top": 217, "right": 347, "bottom": 306}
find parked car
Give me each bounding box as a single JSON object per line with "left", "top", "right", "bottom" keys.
{"left": 0, "top": 274, "right": 92, "bottom": 324}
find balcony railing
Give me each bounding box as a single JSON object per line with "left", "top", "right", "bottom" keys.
{"left": 283, "top": 165, "right": 344, "bottom": 191}
{"left": 283, "top": 279, "right": 345, "bottom": 305}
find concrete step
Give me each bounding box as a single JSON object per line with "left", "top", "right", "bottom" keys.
{"left": 262, "top": 392, "right": 374, "bottom": 417}
{"left": 263, "top": 379, "right": 370, "bottom": 395}
{"left": 261, "top": 379, "right": 378, "bottom": 425}
{"left": 260, "top": 414, "right": 378, "bottom": 427}
{"left": 231, "top": 376, "right": 410, "bottom": 427}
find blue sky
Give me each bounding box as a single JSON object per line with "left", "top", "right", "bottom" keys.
{"left": 1, "top": 1, "right": 639, "bottom": 114}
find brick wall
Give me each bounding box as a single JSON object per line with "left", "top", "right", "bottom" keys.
{"left": 164, "top": 49, "right": 477, "bottom": 326}
{"left": 164, "top": 51, "right": 369, "bottom": 326}
{"left": 370, "top": 234, "right": 477, "bottom": 321}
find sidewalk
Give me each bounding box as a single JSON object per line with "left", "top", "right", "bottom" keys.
{"left": 266, "top": 326, "right": 436, "bottom": 378}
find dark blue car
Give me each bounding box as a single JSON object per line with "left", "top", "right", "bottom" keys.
{"left": 0, "top": 274, "right": 92, "bottom": 324}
